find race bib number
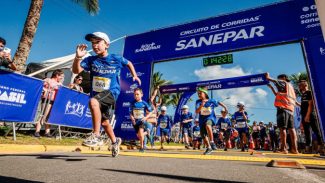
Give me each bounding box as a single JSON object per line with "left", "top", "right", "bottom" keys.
{"left": 92, "top": 76, "right": 111, "bottom": 92}
{"left": 200, "top": 107, "right": 211, "bottom": 116}
{"left": 160, "top": 121, "right": 167, "bottom": 129}
{"left": 237, "top": 122, "right": 246, "bottom": 128}
{"left": 193, "top": 131, "right": 200, "bottom": 137}
{"left": 221, "top": 123, "right": 228, "bottom": 129}
{"left": 133, "top": 109, "right": 144, "bottom": 119}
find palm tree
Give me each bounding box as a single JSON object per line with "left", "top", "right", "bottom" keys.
{"left": 289, "top": 72, "right": 308, "bottom": 97}
{"left": 13, "top": 0, "right": 99, "bottom": 72}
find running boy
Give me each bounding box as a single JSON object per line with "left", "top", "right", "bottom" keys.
{"left": 217, "top": 108, "right": 232, "bottom": 151}
{"left": 130, "top": 88, "right": 153, "bottom": 152}
{"left": 232, "top": 102, "right": 249, "bottom": 152}
{"left": 72, "top": 32, "right": 141, "bottom": 157}
{"left": 180, "top": 105, "right": 194, "bottom": 149}
{"left": 195, "top": 86, "right": 228, "bottom": 155}
{"left": 157, "top": 106, "right": 172, "bottom": 149}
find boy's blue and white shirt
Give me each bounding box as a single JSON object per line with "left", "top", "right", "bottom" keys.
{"left": 81, "top": 54, "right": 128, "bottom": 100}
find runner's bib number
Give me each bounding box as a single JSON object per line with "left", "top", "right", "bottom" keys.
{"left": 237, "top": 122, "right": 246, "bottom": 128}
{"left": 200, "top": 107, "right": 212, "bottom": 116}
{"left": 93, "top": 76, "right": 111, "bottom": 92}
{"left": 193, "top": 131, "right": 200, "bottom": 137}
{"left": 221, "top": 123, "right": 228, "bottom": 129}
{"left": 160, "top": 121, "right": 167, "bottom": 129}
{"left": 133, "top": 109, "right": 144, "bottom": 119}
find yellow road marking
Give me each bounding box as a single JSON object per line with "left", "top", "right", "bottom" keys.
{"left": 82, "top": 151, "right": 325, "bottom": 166}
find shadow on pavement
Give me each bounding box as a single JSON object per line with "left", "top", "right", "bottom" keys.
{"left": 0, "top": 153, "right": 108, "bottom": 161}
{"left": 102, "top": 168, "right": 247, "bottom": 183}
{"left": 0, "top": 175, "right": 43, "bottom": 183}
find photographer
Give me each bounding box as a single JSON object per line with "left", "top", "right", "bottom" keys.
{"left": 0, "top": 37, "right": 16, "bottom": 71}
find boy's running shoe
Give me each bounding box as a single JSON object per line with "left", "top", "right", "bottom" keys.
{"left": 82, "top": 133, "right": 103, "bottom": 147}
{"left": 111, "top": 137, "right": 121, "bottom": 157}
{"left": 211, "top": 142, "right": 217, "bottom": 150}
{"left": 203, "top": 148, "right": 213, "bottom": 155}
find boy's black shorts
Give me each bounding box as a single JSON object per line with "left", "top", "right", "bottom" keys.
{"left": 93, "top": 90, "right": 115, "bottom": 121}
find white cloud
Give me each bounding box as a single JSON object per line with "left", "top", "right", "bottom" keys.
{"left": 194, "top": 65, "right": 268, "bottom": 114}
{"left": 194, "top": 65, "right": 250, "bottom": 81}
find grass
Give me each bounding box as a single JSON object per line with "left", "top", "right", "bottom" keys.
{"left": 0, "top": 133, "right": 83, "bottom": 146}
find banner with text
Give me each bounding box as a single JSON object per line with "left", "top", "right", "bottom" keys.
{"left": 0, "top": 69, "right": 43, "bottom": 122}
{"left": 160, "top": 73, "right": 269, "bottom": 94}
{"left": 124, "top": 0, "right": 321, "bottom": 63}
{"left": 48, "top": 87, "right": 92, "bottom": 129}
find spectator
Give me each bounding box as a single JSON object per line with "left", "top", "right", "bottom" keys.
{"left": 0, "top": 37, "right": 16, "bottom": 71}
{"left": 298, "top": 80, "right": 324, "bottom": 154}
{"left": 251, "top": 121, "right": 260, "bottom": 150}
{"left": 268, "top": 122, "right": 278, "bottom": 152}
{"left": 34, "top": 69, "right": 64, "bottom": 138}
{"left": 69, "top": 75, "right": 84, "bottom": 92}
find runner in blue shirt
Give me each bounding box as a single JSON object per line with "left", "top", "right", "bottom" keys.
{"left": 217, "top": 108, "right": 232, "bottom": 151}
{"left": 129, "top": 88, "right": 153, "bottom": 152}
{"left": 180, "top": 105, "right": 194, "bottom": 149}
{"left": 72, "top": 32, "right": 141, "bottom": 157}
{"left": 232, "top": 101, "right": 249, "bottom": 152}
{"left": 195, "top": 86, "right": 228, "bottom": 155}
{"left": 192, "top": 119, "right": 202, "bottom": 150}
{"left": 157, "top": 106, "right": 172, "bottom": 150}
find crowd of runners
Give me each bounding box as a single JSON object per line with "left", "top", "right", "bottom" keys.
{"left": 1, "top": 31, "right": 323, "bottom": 157}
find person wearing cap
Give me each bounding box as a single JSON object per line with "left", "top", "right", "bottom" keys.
{"left": 232, "top": 101, "right": 249, "bottom": 152}
{"left": 129, "top": 88, "right": 153, "bottom": 152}
{"left": 265, "top": 73, "right": 299, "bottom": 154}
{"left": 72, "top": 32, "right": 141, "bottom": 157}
{"left": 195, "top": 86, "right": 228, "bottom": 155}
{"left": 180, "top": 105, "right": 194, "bottom": 149}
{"left": 192, "top": 118, "right": 202, "bottom": 150}
{"left": 259, "top": 121, "right": 267, "bottom": 150}
{"left": 0, "top": 37, "right": 16, "bottom": 71}
{"left": 216, "top": 109, "right": 232, "bottom": 151}
{"left": 298, "top": 80, "right": 324, "bottom": 154}
{"left": 157, "top": 105, "right": 173, "bottom": 149}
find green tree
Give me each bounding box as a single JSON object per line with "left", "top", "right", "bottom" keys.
{"left": 289, "top": 72, "right": 308, "bottom": 97}
{"left": 13, "top": 0, "right": 99, "bottom": 72}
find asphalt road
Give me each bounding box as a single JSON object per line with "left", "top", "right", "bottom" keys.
{"left": 0, "top": 151, "right": 324, "bottom": 183}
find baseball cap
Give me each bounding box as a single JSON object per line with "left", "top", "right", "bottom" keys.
{"left": 182, "top": 105, "right": 189, "bottom": 109}
{"left": 85, "top": 32, "right": 110, "bottom": 44}
{"left": 237, "top": 101, "right": 245, "bottom": 107}
{"left": 161, "top": 106, "right": 167, "bottom": 111}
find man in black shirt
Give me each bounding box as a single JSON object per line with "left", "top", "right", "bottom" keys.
{"left": 0, "top": 37, "right": 16, "bottom": 71}
{"left": 298, "top": 80, "right": 323, "bottom": 153}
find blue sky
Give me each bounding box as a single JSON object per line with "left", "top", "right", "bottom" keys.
{"left": 1, "top": 0, "right": 307, "bottom": 123}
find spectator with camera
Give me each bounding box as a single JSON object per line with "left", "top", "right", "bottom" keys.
{"left": 0, "top": 37, "right": 16, "bottom": 71}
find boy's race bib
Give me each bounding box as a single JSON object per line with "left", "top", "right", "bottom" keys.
{"left": 193, "top": 131, "right": 200, "bottom": 137}
{"left": 237, "top": 122, "right": 246, "bottom": 128}
{"left": 160, "top": 121, "right": 167, "bottom": 129}
{"left": 221, "top": 123, "right": 228, "bottom": 129}
{"left": 200, "top": 107, "right": 211, "bottom": 116}
{"left": 93, "top": 76, "right": 111, "bottom": 92}
{"left": 133, "top": 109, "right": 144, "bottom": 119}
